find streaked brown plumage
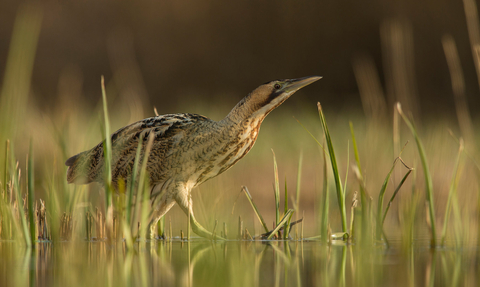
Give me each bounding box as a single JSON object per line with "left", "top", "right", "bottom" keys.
{"left": 65, "top": 76, "right": 321, "bottom": 239}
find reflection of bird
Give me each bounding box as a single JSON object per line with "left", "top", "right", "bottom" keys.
{"left": 65, "top": 76, "right": 321, "bottom": 239}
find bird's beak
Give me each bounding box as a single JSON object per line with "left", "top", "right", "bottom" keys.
{"left": 284, "top": 76, "right": 322, "bottom": 92}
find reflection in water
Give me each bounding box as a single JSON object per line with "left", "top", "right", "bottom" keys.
{"left": 0, "top": 240, "right": 478, "bottom": 286}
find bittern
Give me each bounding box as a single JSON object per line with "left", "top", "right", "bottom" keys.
{"left": 65, "top": 76, "right": 321, "bottom": 239}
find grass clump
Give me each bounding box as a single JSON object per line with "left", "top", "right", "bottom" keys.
{"left": 242, "top": 152, "right": 298, "bottom": 240}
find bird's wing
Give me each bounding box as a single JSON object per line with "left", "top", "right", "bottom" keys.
{"left": 65, "top": 113, "right": 211, "bottom": 185}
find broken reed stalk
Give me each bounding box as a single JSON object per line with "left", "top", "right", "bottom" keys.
{"left": 266, "top": 209, "right": 294, "bottom": 240}
{"left": 377, "top": 141, "right": 412, "bottom": 240}
{"left": 382, "top": 167, "right": 413, "bottom": 225}
{"left": 242, "top": 186, "right": 269, "bottom": 233}
{"left": 376, "top": 158, "right": 399, "bottom": 240}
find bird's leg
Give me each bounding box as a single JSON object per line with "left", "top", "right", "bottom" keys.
{"left": 175, "top": 188, "right": 225, "bottom": 240}
{"left": 147, "top": 197, "right": 176, "bottom": 239}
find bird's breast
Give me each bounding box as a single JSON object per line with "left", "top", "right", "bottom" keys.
{"left": 192, "top": 118, "right": 263, "bottom": 185}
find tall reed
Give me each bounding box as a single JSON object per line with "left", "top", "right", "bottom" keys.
{"left": 317, "top": 102, "right": 347, "bottom": 235}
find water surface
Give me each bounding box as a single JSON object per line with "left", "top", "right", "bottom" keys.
{"left": 0, "top": 239, "right": 477, "bottom": 286}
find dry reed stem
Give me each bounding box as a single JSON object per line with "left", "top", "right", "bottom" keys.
{"left": 442, "top": 35, "right": 475, "bottom": 148}
{"left": 381, "top": 19, "right": 419, "bottom": 119}
{"left": 352, "top": 55, "right": 387, "bottom": 123}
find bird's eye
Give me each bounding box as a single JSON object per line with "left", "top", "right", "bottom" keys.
{"left": 274, "top": 83, "right": 281, "bottom": 90}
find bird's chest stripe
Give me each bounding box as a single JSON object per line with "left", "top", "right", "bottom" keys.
{"left": 220, "top": 119, "right": 260, "bottom": 165}
{"left": 194, "top": 120, "right": 261, "bottom": 184}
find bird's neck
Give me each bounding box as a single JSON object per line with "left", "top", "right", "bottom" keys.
{"left": 221, "top": 92, "right": 274, "bottom": 128}
{"left": 221, "top": 96, "right": 256, "bottom": 125}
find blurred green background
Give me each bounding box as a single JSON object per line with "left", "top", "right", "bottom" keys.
{"left": 1, "top": 0, "right": 478, "bottom": 116}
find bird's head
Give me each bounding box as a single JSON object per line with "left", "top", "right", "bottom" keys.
{"left": 224, "top": 76, "right": 322, "bottom": 124}
{"left": 248, "top": 76, "right": 322, "bottom": 118}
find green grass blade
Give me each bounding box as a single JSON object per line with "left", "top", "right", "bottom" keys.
{"left": 397, "top": 103, "right": 437, "bottom": 246}
{"left": 272, "top": 150, "right": 280, "bottom": 226}
{"left": 320, "top": 140, "right": 329, "bottom": 242}
{"left": 317, "top": 102, "right": 347, "bottom": 234}
{"left": 27, "top": 140, "right": 35, "bottom": 246}
{"left": 378, "top": 142, "right": 411, "bottom": 241}
{"left": 440, "top": 139, "right": 463, "bottom": 246}
{"left": 446, "top": 131, "right": 480, "bottom": 246}
{"left": 284, "top": 209, "right": 294, "bottom": 239}
{"left": 349, "top": 122, "right": 371, "bottom": 243}
{"left": 376, "top": 158, "right": 398, "bottom": 240}
{"left": 344, "top": 141, "right": 349, "bottom": 196}
{"left": 242, "top": 186, "right": 269, "bottom": 233}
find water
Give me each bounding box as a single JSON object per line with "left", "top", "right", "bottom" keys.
{"left": 0, "top": 239, "right": 478, "bottom": 286}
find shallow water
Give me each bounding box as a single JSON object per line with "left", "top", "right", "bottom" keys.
{"left": 0, "top": 239, "right": 478, "bottom": 287}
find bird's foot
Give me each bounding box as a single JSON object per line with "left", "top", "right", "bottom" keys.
{"left": 190, "top": 220, "right": 226, "bottom": 240}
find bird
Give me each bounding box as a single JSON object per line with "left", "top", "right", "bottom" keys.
{"left": 65, "top": 76, "right": 322, "bottom": 239}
